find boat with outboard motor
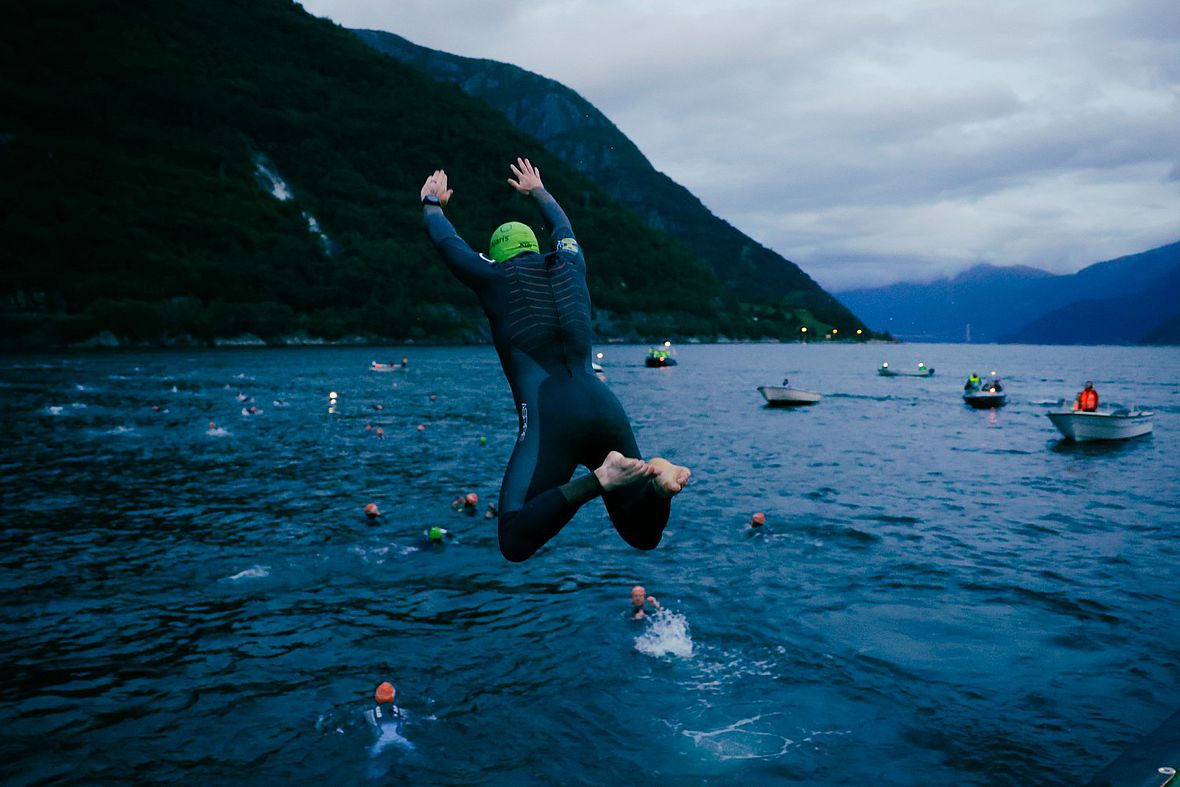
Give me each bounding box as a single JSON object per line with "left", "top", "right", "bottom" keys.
{"left": 758, "top": 379, "right": 822, "bottom": 407}
{"left": 878, "top": 361, "right": 934, "bottom": 377}
{"left": 758, "top": 386, "right": 822, "bottom": 407}
{"left": 1046, "top": 409, "right": 1154, "bottom": 442}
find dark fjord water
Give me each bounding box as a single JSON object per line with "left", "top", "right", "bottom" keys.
{"left": 1, "top": 344, "right": 1178, "bottom": 786}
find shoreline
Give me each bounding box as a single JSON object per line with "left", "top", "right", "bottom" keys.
{"left": 0, "top": 330, "right": 900, "bottom": 352}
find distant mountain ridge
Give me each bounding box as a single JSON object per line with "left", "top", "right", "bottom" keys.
{"left": 836, "top": 241, "right": 1180, "bottom": 344}
{"left": 353, "top": 29, "right": 866, "bottom": 335}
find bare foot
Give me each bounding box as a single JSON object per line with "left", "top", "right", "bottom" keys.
{"left": 594, "top": 451, "right": 654, "bottom": 491}
{"left": 648, "top": 457, "right": 691, "bottom": 497}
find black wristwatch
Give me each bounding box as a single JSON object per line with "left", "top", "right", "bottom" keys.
{"left": 421, "top": 194, "right": 441, "bottom": 206}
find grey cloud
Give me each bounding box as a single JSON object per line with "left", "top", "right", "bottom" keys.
{"left": 301, "top": 0, "right": 1180, "bottom": 287}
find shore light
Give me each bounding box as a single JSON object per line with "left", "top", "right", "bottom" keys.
{"left": 856, "top": 329, "right": 863, "bottom": 335}
{"left": 596, "top": 352, "right": 604, "bottom": 360}
{"left": 664, "top": 341, "right": 672, "bottom": 347}
{"left": 801, "top": 327, "right": 808, "bottom": 333}
{"left": 832, "top": 328, "right": 838, "bottom": 334}
{"left": 882, "top": 362, "right": 889, "bottom": 368}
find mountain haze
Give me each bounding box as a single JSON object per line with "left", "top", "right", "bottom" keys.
{"left": 837, "top": 241, "right": 1180, "bottom": 344}
{"left": 353, "top": 29, "right": 866, "bottom": 336}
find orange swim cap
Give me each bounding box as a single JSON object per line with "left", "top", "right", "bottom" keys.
{"left": 375, "top": 681, "right": 395, "bottom": 704}
{"left": 364, "top": 503, "right": 380, "bottom": 518}
{"left": 465, "top": 493, "right": 478, "bottom": 506}
{"left": 751, "top": 512, "right": 766, "bottom": 526}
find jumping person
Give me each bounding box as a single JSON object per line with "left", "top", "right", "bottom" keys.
{"left": 420, "top": 158, "right": 691, "bottom": 562}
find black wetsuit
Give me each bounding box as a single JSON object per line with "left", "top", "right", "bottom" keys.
{"left": 424, "top": 189, "right": 670, "bottom": 562}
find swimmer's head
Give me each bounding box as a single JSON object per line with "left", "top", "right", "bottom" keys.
{"left": 375, "top": 681, "right": 396, "bottom": 705}
{"left": 465, "top": 493, "right": 478, "bottom": 507}
{"left": 489, "top": 221, "right": 539, "bottom": 263}
{"left": 364, "top": 503, "right": 381, "bottom": 518}
{"left": 428, "top": 526, "right": 446, "bottom": 541}
{"left": 631, "top": 585, "right": 646, "bottom": 607}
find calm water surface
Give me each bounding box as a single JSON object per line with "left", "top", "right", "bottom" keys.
{"left": 1, "top": 343, "right": 1178, "bottom": 785}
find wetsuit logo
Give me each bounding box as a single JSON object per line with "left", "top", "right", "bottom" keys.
{"left": 556, "top": 237, "right": 579, "bottom": 255}
{"left": 518, "top": 403, "right": 528, "bottom": 442}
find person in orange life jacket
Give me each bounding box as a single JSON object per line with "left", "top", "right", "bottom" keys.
{"left": 1074, "top": 381, "right": 1099, "bottom": 411}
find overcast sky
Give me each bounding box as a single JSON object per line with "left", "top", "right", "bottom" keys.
{"left": 301, "top": 0, "right": 1180, "bottom": 289}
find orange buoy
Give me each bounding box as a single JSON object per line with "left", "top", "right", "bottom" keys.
{"left": 751, "top": 512, "right": 766, "bottom": 527}
{"left": 374, "top": 681, "right": 395, "bottom": 704}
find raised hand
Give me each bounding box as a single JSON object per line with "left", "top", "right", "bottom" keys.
{"left": 507, "top": 157, "right": 544, "bottom": 194}
{"left": 420, "top": 169, "right": 453, "bottom": 205}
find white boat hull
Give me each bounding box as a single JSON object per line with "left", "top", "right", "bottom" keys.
{"left": 1047, "top": 411, "right": 1154, "bottom": 442}
{"left": 758, "top": 386, "right": 822, "bottom": 406}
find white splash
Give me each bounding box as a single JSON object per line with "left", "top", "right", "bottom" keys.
{"left": 206, "top": 426, "right": 230, "bottom": 437}
{"left": 46, "top": 406, "right": 64, "bottom": 415}
{"left": 224, "top": 565, "right": 269, "bottom": 581}
{"left": 106, "top": 426, "right": 137, "bottom": 436}
{"left": 634, "top": 609, "right": 694, "bottom": 659}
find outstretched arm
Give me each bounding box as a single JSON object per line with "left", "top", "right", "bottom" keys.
{"left": 420, "top": 169, "right": 496, "bottom": 288}
{"left": 507, "top": 157, "right": 576, "bottom": 247}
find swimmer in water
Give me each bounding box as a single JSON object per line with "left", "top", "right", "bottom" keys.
{"left": 629, "top": 585, "right": 661, "bottom": 620}
{"left": 422, "top": 158, "right": 691, "bottom": 562}
{"left": 365, "top": 681, "right": 412, "bottom": 755}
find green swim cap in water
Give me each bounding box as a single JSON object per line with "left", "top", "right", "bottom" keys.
{"left": 488, "top": 222, "right": 539, "bottom": 263}
{"left": 428, "top": 526, "right": 446, "bottom": 541}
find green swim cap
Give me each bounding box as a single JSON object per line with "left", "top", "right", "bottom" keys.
{"left": 428, "top": 526, "right": 445, "bottom": 541}
{"left": 489, "top": 222, "right": 539, "bottom": 263}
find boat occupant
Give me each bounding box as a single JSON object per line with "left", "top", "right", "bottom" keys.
{"left": 1074, "top": 381, "right": 1099, "bottom": 411}
{"left": 421, "top": 158, "right": 690, "bottom": 562}
{"left": 964, "top": 373, "right": 980, "bottom": 392}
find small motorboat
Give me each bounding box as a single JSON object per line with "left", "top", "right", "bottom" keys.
{"left": 645, "top": 344, "right": 677, "bottom": 367}
{"left": 878, "top": 361, "right": 934, "bottom": 377}
{"left": 963, "top": 390, "right": 1007, "bottom": 408}
{"left": 1047, "top": 409, "right": 1154, "bottom": 442}
{"left": 370, "top": 360, "right": 407, "bottom": 373}
{"left": 758, "top": 384, "right": 822, "bottom": 407}
{"left": 963, "top": 372, "right": 1006, "bottom": 408}
{"left": 592, "top": 361, "right": 604, "bottom": 375}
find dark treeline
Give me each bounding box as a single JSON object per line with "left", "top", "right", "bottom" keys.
{"left": 0, "top": 0, "right": 875, "bottom": 346}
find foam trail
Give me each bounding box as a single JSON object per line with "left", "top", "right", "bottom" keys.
{"left": 683, "top": 714, "right": 794, "bottom": 761}
{"left": 224, "top": 565, "right": 269, "bottom": 581}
